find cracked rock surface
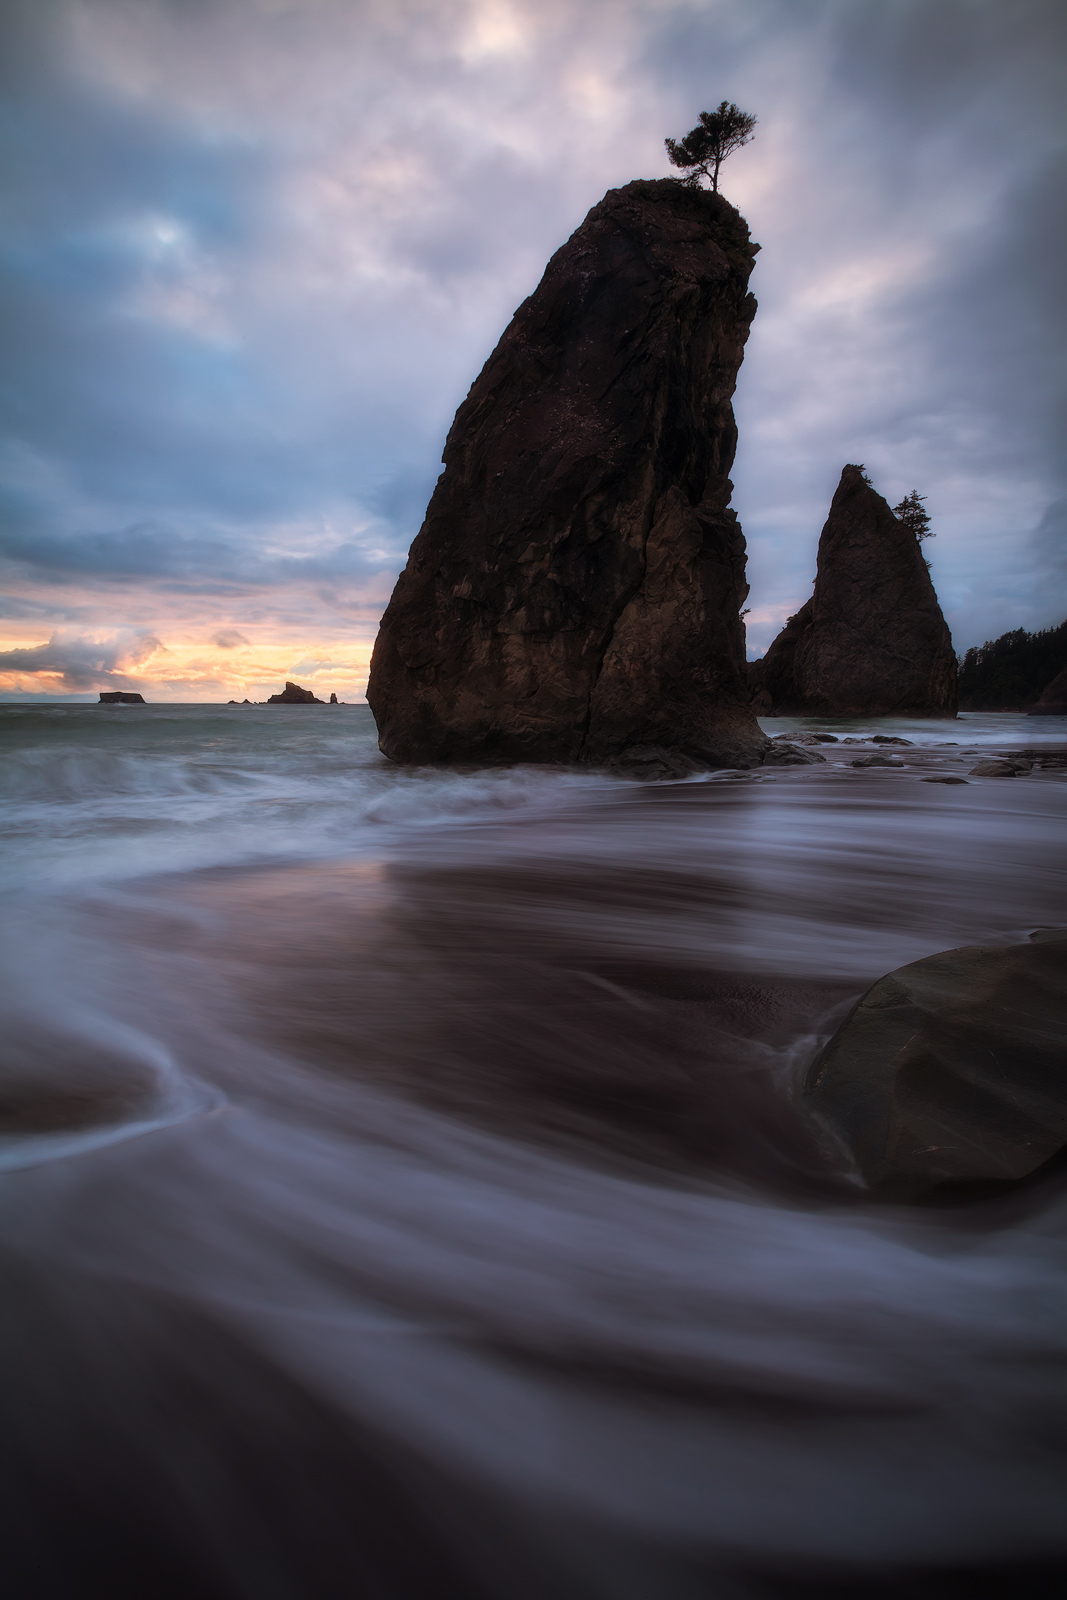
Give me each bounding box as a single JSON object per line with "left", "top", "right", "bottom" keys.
{"left": 367, "top": 180, "right": 767, "bottom": 768}
{"left": 749, "top": 465, "right": 958, "bottom": 717}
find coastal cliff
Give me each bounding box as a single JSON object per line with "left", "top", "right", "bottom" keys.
{"left": 368, "top": 179, "right": 770, "bottom": 769}
{"left": 750, "top": 466, "right": 958, "bottom": 717}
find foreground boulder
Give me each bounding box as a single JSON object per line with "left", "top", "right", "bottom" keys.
{"left": 969, "top": 756, "right": 1033, "bottom": 776}
{"left": 267, "top": 681, "right": 324, "bottom": 704}
{"left": 750, "top": 466, "right": 957, "bottom": 716}
{"left": 368, "top": 180, "right": 770, "bottom": 769}
{"left": 805, "top": 933, "right": 1067, "bottom": 1200}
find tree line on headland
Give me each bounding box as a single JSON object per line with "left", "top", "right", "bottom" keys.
{"left": 958, "top": 619, "right": 1067, "bottom": 710}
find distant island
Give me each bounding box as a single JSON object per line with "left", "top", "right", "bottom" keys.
{"left": 98, "top": 691, "right": 145, "bottom": 704}
{"left": 267, "top": 681, "right": 325, "bottom": 704}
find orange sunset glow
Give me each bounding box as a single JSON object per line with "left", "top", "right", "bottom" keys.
{"left": 0, "top": 574, "right": 391, "bottom": 701}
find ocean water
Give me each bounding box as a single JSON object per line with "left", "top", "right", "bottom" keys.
{"left": 2, "top": 701, "right": 1066, "bottom": 1597}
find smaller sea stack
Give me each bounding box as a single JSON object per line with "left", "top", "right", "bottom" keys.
{"left": 750, "top": 466, "right": 957, "bottom": 716}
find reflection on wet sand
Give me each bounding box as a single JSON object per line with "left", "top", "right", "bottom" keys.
{"left": 2, "top": 719, "right": 1067, "bottom": 1596}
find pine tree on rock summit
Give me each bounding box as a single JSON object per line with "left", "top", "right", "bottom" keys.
{"left": 665, "top": 102, "right": 757, "bottom": 192}
{"left": 893, "top": 489, "right": 933, "bottom": 541}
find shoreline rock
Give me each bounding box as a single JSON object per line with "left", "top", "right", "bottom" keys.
{"left": 805, "top": 933, "right": 1067, "bottom": 1201}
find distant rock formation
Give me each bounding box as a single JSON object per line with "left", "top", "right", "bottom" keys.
{"left": 749, "top": 466, "right": 957, "bottom": 717}
{"left": 98, "top": 692, "right": 145, "bottom": 704}
{"left": 368, "top": 179, "right": 773, "bottom": 770}
{"left": 267, "top": 682, "right": 324, "bottom": 704}
{"left": 1027, "top": 664, "right": 1067, "bottom": 715}
{"left": 329, "top": 693, "right": 338, "bottom": 704}
{"left": 805, "top": 933, "right": 1067, "bottom": 1200}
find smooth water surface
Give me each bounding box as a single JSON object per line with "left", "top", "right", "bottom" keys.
{"left": 2, "top": 702, "right": 1066, "bottom": 1597}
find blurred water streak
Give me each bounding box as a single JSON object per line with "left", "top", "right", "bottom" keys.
{"left": 1, "top": 703, "right": 1066, "bottom": 1597}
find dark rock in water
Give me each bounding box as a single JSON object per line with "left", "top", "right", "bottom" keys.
{"left": 368, "top": 180, "right": 769, "bottom": 771}
{"left": 608, "top": 745, "right": 702, "bottom": 780}
{"left": 749, "top": 466, "right": 958, "bottom": 716}
{"left": 267, "top": 681, "right": 324, "bottom": 705}
{"left": 1027, "top": 664, "right": 1067, "bottom": 715}
{"left": 805, "top": 933, "right": 1067, "bottom": 1200}
{"left": 921, "top": 776, "right": 969, "bottom": 784}
{"left": 98, "top": 692, "right": 145, "bottom": 704}
{"left": 871, "top": 735, "right": 913, "bottom": 745}
{"left": 770, "top": 731, "right": 838, "bottom": 749}
{"left": 762, "top": 743, "right": 826, "bottom": 766}
{"left": 969, "top": 757, "right": 1032, "bottom": 777}
{"left": 329, "top": 693, "right": 338, "bottom": 704}
{"left": 850, "top": 753, "right": 904, "bottom": 768}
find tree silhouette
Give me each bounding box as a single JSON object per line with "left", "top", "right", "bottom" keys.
{"left": 893, "top": 490, "right": 933, "bottom": 541}
{"left": 665, "top": 102, "right": 757, "bottom": 193}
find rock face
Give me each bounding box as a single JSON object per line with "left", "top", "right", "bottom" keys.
{"left": 1028, "top": 664, "right": 1067, "bottom": 715}
{"left": 267, "top": 682, "right": 324, "bottom": 704}
{"left": 368, "top": 180, "right": 770, "bottom": 769}
{"left": 98, "top": 692, "right": 145, "bottom": 704}
{"left": 805, "top": 933, "right": 1067, "bottom": 1200}
{"left": 749, "top": 466, "right": 957, "bottom": 716}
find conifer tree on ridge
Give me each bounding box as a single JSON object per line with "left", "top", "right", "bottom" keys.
{"left": 665, "top": 102, "right": 757, "bottom": 192}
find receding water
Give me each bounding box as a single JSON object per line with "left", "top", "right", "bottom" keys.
{"left": 2, "top": 702, "right": 1066, "bottom": 1597}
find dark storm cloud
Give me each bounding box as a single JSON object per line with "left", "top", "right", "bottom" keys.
{"left": 0, "top": 507, "right": 396, "bottom": 587}
{"left": 1, "top": 0, "right": 1064, "bottom": 671}
{"left": 1033, "top": 499, "right": 1067, "bottom": 579}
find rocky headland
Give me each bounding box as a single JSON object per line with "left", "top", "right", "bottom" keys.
{"left": 749, "top": 465, "right": 958, "bottom": 717}
{"left": 368, "top": 179, "right": 787, "bottom": 773}
{"left": 958, "top": 618, "right": 1067, "bottom": 709}
{"left": 1028, "top": 663, "right": 1067, "bottom": 716}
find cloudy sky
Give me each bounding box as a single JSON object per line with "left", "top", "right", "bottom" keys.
{"left": 1, "top": 0, "right": 1064, "bottom": 702}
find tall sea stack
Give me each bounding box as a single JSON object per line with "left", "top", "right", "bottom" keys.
{"left": 368, "top": 180, "right": 770, "bottom": 769}
{"left": 749, "top": 466, "right": 958, "bottom": 716}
